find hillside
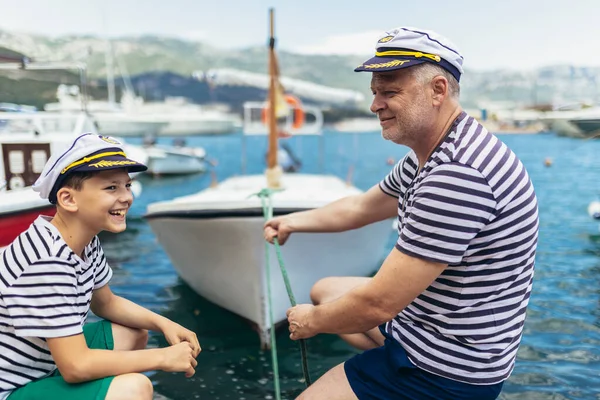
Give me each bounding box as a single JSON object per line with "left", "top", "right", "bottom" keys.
{"left": 1, "top": 30, "right": 599, "bottom": 110}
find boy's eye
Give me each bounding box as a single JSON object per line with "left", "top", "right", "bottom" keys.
{"left": 105, "top": 185, "right": 117, "bottom": 190}
{"left": 126, "top": 183, "right": 132, "bottom": 188}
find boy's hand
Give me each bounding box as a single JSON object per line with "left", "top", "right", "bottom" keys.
{"left": 161, "top": 342, "right": 198, "bottom": 378}
{"left": 161, "top": 320, "right": 201, "bottom": 358}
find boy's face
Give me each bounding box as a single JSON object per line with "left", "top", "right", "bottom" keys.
{"left": 72, "top": 169, "right": 134, "bottom": 234}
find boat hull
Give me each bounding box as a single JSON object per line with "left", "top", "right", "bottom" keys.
{"left": 0, "top": 206, "right": 55, "bottom": 247}
{"left": 570, "top": 118, "right": 600, "bottom": 137}
{"left": 146, "top": 153, "right": 206, "bottom": 176}
{"left": 158, "top": 119, "right": 237, "bottom": 136}
{"left": 147, "top": 213, "right": 391, "bottom": 347}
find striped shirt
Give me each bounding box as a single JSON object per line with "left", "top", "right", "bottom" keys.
{"left": 0, "top": 216, "right": 112, "bottom": 398}
{"left": 380, "top": 111, "right": 538, "bottom": 385}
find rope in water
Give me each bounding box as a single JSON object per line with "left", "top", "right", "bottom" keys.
{"left": 253, "top": 188, "right": 312, "bottom": 398}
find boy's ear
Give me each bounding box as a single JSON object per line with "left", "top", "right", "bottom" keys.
{"left": 56, "top": 188, "right": 78, "bottom": 212}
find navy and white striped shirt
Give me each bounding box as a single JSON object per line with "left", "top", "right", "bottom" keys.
{"left": 0, "top": 216, "right": 112, "bottom": 398}
{"left": 380, "top": 112, "right": 538, "bottom": 385}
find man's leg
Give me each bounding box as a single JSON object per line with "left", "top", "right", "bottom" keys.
{"left": 310, "top": 277, "right": 385, "bottom": 350}
{"left": 296, "top": 363, "right": 357, "bottom": 400}
{"left": 105, "top": 323, "right": 153, "bottom": 400}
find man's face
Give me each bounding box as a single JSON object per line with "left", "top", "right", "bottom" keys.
{"left": 369, "top": 69, "right": 433, "bottom": 145}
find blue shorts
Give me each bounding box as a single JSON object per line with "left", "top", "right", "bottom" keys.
{"left": 344, "top": 328, "right": 503, "bottom": 400}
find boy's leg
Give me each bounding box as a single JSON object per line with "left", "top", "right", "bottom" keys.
{"left": 310, "top": 277, "right": 385, "bottom": 350}
{"left": 111, "top": 323, "right": 148, "bottom": 351}
{"left": 7, "top": 321, "right": 153, "bottom": 400}
{"left": 104, "top": 322, "right": 153, "bottom": 400}
{"left": 105, "top": 374, "right": 153, "bottom": 400}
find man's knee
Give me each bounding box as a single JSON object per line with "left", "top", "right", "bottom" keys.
{"left": 310, "top": 277, "right": 338, "bottom": 305}
{"left": 106, "top": 373, "right": 153, "bottom": 400}
{"left": 310, "top": 277, "right": 371, "bottom": 305}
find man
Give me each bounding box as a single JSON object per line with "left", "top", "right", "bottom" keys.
{"left": 264, "top": 27, "right": 538, "bottom": 399}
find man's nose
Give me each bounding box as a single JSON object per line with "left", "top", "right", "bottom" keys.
{"left": 370, "top": 95, "right": 386, "bottom": 114}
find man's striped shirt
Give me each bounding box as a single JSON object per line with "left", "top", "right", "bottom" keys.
{"left": 380, "top": 111, "right": 538, "bottom": 385}
{"left": 0, "top": 216, "right": 112, "bottom": 398}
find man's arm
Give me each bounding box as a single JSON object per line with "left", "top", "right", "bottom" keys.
{"left": 265, "top": 184, "right": 398, "bottom": 244}
{"left": 292, "top": 184, "right": 398, "bottom": 231}
{"left": 288, "top": 248, "right": 447, "bottom": 337}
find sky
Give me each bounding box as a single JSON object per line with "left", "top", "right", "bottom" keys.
{"left": 1, "top": 0, "right": 599, "bottom": 71}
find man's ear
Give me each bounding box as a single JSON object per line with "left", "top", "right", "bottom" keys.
{"left": 56, "top": 188, "right": 78, "bottom": 212}
{"left": 431, "top": 76, "right": 448, "bottom": 106}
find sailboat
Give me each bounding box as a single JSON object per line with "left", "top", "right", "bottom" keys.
{"left": 144, "top": 9, "right": 391, "bottom": 347}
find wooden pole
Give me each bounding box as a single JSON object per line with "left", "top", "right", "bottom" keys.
{"left": 266, "top": 7, "right": 281, "bottom": 188}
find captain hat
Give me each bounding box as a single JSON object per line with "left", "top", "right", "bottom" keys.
{"left": 32, "top": 133, "right": 147, "bottom": 204}
{"left": 355, "top": 26, "right": 464, "bottom": 82}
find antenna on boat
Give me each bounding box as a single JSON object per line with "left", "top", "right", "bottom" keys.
{"left": 265, "top": 8, "right": 283, "bottom": 188}
{"left": 345, "top": 165, "right": 354, "bottom": 186}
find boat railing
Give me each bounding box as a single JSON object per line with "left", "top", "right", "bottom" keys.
{"left": 240, "top": 101, "right": 325, "bottom": 175}
{"left": 242, "top": 101, "right": 324, "bottom": 136}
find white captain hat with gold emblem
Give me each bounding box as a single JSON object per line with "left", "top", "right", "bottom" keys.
{"left": 355, "top": 26, "right": 464, "bottom": 82}
{"left": 32, "top": 133, "right": 147, "bottom": 204}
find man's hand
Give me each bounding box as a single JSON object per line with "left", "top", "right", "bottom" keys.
{"left": 286, "top": 304, "right": 317, "bottom": 340}
{"left": 264, "top": 216, "right": 295, "bottom": 245}
{"left": 160, "top": 320, "right": 201, "bottom": 358}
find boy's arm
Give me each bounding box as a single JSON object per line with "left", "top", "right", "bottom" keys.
{"left": 91, "top": 285, "right": 201, "bottom": 355}
{"left": 47, "top": 334, "right": 197, "bottom": 383}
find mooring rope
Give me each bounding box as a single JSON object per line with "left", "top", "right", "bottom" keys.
{"left": 252, "top": 188, "right": 312, "bottom": 399}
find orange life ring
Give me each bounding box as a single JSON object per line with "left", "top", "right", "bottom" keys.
{"left": 261, "top": 94, "right": 305, "bottom": 130}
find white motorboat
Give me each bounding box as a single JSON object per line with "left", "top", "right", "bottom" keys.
{"left": 540, "top": 106, "right": 600, "bottom": 138}
{"left": 44, "top": 85, "right": 168, "bottom": 137}
{"left": 0, "top": 109, "right": 207, "bottom": 177}
{"left": 130, "top": 97, "right": 240, "bottom": 136}
{"left": 144, "top": 14, "right": 391, "bottom": 347}
{"left": 145, "top": 174, "right": 391, "bottom": 347}
{"left": 141, "top": 144, "right": 206, "bottom": 176}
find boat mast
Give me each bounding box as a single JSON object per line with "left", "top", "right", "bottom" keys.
{"left": 266, "top": 8, "right": 282, "bottom": 188}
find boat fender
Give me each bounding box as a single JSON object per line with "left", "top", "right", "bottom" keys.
{"left": 9, "top": 176, "right": 25, "bottom": 190}
{"left": 587, "top": 201, "right": 600, "bottom": 220}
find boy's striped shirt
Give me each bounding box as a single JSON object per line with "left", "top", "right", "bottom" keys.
{"left": 0, "top": 216, "right": 112, "bottom": 398}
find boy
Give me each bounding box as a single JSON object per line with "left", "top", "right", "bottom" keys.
{"left": 0, "top": 133, "right": 201, "bottom": 400}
